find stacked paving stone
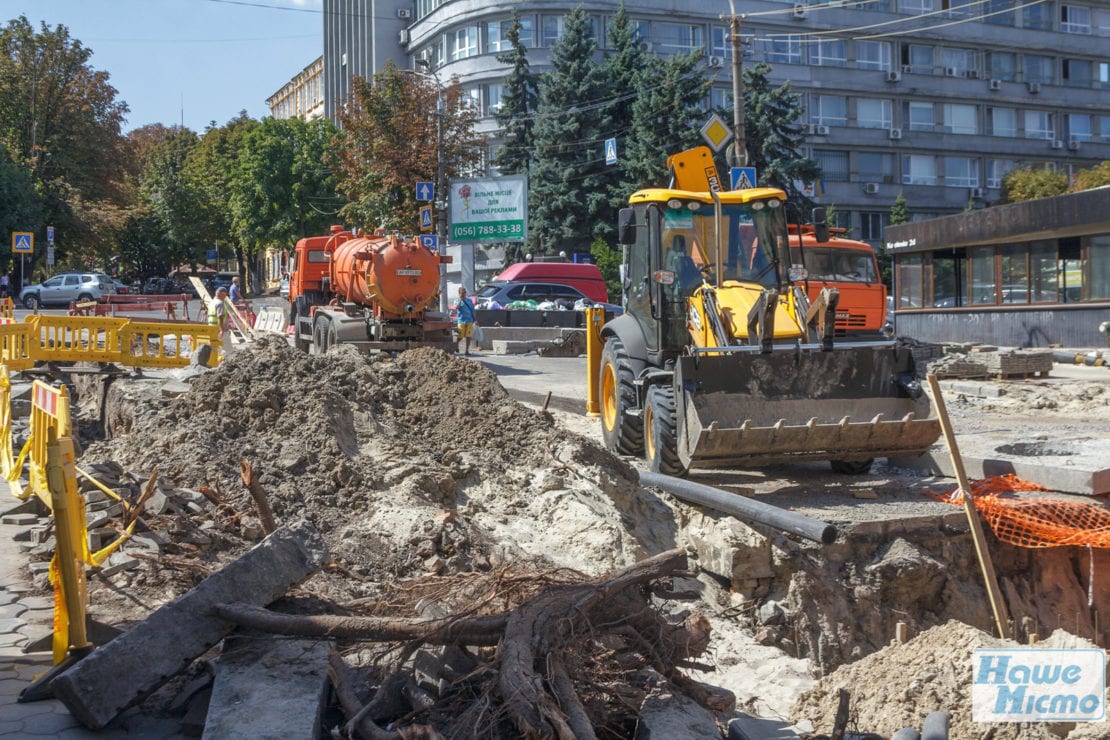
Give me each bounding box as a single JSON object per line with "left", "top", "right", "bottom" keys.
{"left": 980, "top": 349, "right": 1053, "bottom": 377}
{"left": 926, "top": 353, "right": 989, "bottom": 379}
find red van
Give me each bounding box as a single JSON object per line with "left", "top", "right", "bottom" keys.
{"left": 492, "top": 262, "right": 608, "bottom": 303}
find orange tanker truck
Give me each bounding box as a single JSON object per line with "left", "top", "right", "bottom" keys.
{"left": 287, "top": 225, "right": 454, "bottom": 354}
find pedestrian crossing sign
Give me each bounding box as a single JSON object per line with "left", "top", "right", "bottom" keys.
{"left": 605, "top": 138, "right": 617, "bottom": 165}
{"left": 12, "top": 232, "right": 33, "bottom": 254}
{"left": 420, "top": 205, "right": 433, "bottom": 232}
{"left": 730, "top": 167, "right": 758, "bottom": 191}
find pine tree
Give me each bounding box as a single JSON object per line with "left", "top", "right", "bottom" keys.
{"left": 528, "top": 8, "right": 610, "bottom": 254}
{"left": 598, "top": 4, "right": 646, "bottom": 226}
{"left": 492, "top": 12, "right": 538, "bottom": 177}
{"left": 889, "top": 192, "right": 908, "bottom": 224}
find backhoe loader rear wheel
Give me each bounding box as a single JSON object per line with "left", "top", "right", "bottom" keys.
{"left": 645, "top": 384, "right": 687, "bottom": 477}
{"left": 830, "top": 458, "right": 874, "bottom": 475}
{"left": 599, "top": 337, "right": 643, "bottom": 456}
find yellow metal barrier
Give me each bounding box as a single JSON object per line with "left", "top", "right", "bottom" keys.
{"left": 0, "top": 367, "right": 11, "bottom": 486}
{"left": 28, "top": 315, "right": 128, "bottom": 364}
{"left": 585, "top": 306, "right": 605, "bottom": 417}
{"left": 120, "top": 321, "right": 220, "bottom": 368}
{"left": 0, "top": 322, "right": 35, "bottom": 371}
{"left": 0, "top": 297, "right": 13, "bottom": 320}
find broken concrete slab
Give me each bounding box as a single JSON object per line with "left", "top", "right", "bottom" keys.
{"left": 202, "top": 636, "right": 330, "bottom": 740}
{"left": 634, "top": 684, "right": 720, "bottom": 739}
{"left": 50, "top": 520, "right": 327, "bottom": 730}
{"left": 728, "top": 713, "right": 805, "bottom": 739}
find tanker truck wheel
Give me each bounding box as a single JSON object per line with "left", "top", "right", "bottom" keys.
{"left": 644, "top": 384, "right": 687, "bottom": 477}
{"left": 830, "top": 459, "right": 873, "bottom": 475}
{"left": 599, "top": 336, "right": 643, "bottom": 456}
{"left": 312, "top": 315, "right": 332, "bottom": 354}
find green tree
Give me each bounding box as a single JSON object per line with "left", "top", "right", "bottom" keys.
{"left": 1074, "top": 160, "right": 1110, "bottom": 190}
{"left": 333, "top": 62, "right": 484, "bottom": 231}
{"left": 0, "top": 16, "right": 129, "bottom": 275}
{"left": 529, "top": 8, "right": 611, "bottom": 254}
{"left": 492, "top": 12, "right": 538, "bottom": 178}
{"left": 889, "top": 192, "right": 908, "bottom": 225}
{"left": 734, "top": 62, "right": 819, "bottom": 204}
{"left": 589, "top": 236, "right": 622, "bottom": 301}
{"left": 879, "top": 192, "right": 909, "bottom": 286}
{"left": 998, "top": 166, "right": 1069, "bottom": 203}
{"left": 140, "top": 128, "right": 207, "bottom": 270}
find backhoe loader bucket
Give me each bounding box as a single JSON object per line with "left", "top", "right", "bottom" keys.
{"left": 674, "top": 343, "right": 940, "bottom": 469}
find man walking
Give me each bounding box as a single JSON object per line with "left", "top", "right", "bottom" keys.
{"left": 455, "top": 286, "right": 476, "bottom": 356}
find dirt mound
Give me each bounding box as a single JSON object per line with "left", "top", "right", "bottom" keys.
{"left": 791, "top": 620, "right": 1101, "bottom": 739}
{"left": 86, "top": 336, "right": 645, "bottom": 601}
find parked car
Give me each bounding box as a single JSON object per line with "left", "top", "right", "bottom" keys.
{"left": 474, "top": 281, "right": 622, "bottom": 314}
{"left": 279, "top": 273, "right": 290, "bottom": 299}
{"left": 20, "top": 273, "right": 116, "bottom": 309}
{"left": 112, "top": 279, "right": 134, "bottom": 295}
{"left": 207, "top": 272, "right": 238, "bottom": 295}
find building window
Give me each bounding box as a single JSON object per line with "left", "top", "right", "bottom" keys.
{"left": 1022, "top": 2, "right": 1053, "bottom": 30}
{"left": 1024, "top": 110, "right": 1054, "bottom": 139}
{"left": 487, "top": 19, "right": 530, "bottom": 52}
{"left": 1089, "top": 235, "right": 1110, "bottom": 300}
{"left": 813, "top": 38, "right": 847, "bottom": 67}
{"left": 1000, "top": 244, "right": 1029, "bottom": 303}
{"left": 990, "top": 107, "right": 1017, "bottom": 137}
{"left": 486, "top": 84, "right": 503, "bottom": 115}
{"left": 944, "top": 0, "right": 977, "bottom": 17}
{"left": 1097, "top": 8, "right": 1110, "bottom": 35}
{"left": 710, "top": 88, "right": 730, "bottom": 109}
{"left": 944, "top": 156, "right": 979, "bottom": 187}
{"left": 983, "top": 0, "right": 1015, "bottom": 26}
{"left": 903, "top": 44, "right": 934, "bottom": 74}
{"left": 762, "top": 36, "right": 802, "bottom": 64}
{"left": 903, "top": 154, "right": 937, "bottom": 185}
{"left": 909, "top": 102, "right": 935, "bottom": 132}
{"left": 1061, "top": 4, "right": 1091, "bottom": 33}
{"left": 856, "top": 0, "right": 895, "bottom": 10}
{"left": 859, "top": 211, "right": 888, "bottom": 241}
{"left": 541, "top": 16, "right": 565, "bottom": 47}
{"left": 943, "top": 104, "right": 977, "bottom": 134}
{"left": 814, "top": 149, "right": 850, "bottom": 181}
{"left": 902, "top": 0, "right": 934, "bottom": 16}
{"left": 1099, "top": 116, "right": 1110, "bottom": 142}
{"left": 941, "top": 48, "right": 976, "bottom": 76}
{"left": 857, "top": 98, "right": 892, "bottom": 129}
{"left": 1063, "top": 58, "right": 1093, "bottom": 87}
{"left": 814, "top": 95, "right": 848, "bottom": 126}
{"left": 450, "top": 26, "right": 479, "bottom": 60}
{"left": 710, "top": 27, "right": 732, "bottom": 59}
{"left": 858, "top": 152, "right": 895, "bottom": 183}
{"left": 987, "top": 159, "right": 1016, "bottom": 188}
{"left": 933, "top": 252, "right": 964, "bottom": 307}
{"left": 896, "top": 254, "right": 925, "bottom": 308}
{"left": 988, "top": 51, "right": 1017, "bottom": 81}
{"left": 856, "top": 40, "right": 891, "bottom": 70}
{"left": 970, "top": 247, "right": 996, "bottom": 304}
{"left": 1023, "top": 55, "right": 1053, "bottom": 83}
{"left": 1068, "top": 113, "right": 1092, "bottom": 141}
{"left": 1100, "top": 62, "right": 1110, "bottom": 89}
{"left": 655, "top": 22, "right": 703, "bottom": 54}
{"left": 1029, "top": 241, "right": 1058, "bottom": 302}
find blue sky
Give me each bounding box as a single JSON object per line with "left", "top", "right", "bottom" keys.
{"left": 4, "top": 0, "right": 323, "bottom": 132}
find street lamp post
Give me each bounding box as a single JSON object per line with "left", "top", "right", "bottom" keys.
{"left": 725, "top": 1, "right": 747, "bottom": 169}
{"left": 415, "top": 60, "right": 450, "bottom": 311}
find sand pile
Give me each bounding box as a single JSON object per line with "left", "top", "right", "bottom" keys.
{"left": 85, "top": 336, "right": 648, "bottom": 601}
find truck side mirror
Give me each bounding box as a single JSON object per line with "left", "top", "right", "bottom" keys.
{"left": 617, "top": 208, "right": 637, "bottom": 245}
{"left": 812, "top": 207, "right": 830, "bottom": 244}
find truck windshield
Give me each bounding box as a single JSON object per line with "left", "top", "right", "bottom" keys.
{"left": 804, "top": 247, "right": 878, "bottom": 282}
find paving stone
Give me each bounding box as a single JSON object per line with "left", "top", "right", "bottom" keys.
{"left": 1, "top": 514, "right": 39, "bottom": 526}
{"left": 0, "top": 679, "right": 26, "bottom": 699}
{"left": 0, "top": 618, "right": 26, "bottom": 633}
{"left": 19, "top": 710, "right": 81, "bottom": 735}
{"left": 0, "top": 700, "right": 55, "bottom": 721}
{"left": 0, "top": 720, "right": 26, "bottom": 735}
{"left": 19, "top": 597, "right": 52, "bottom": 611}
{"left": 0, "top": 603, "right": 26, "bottom": 620}
{"left": 0, "top": 593, "right": 18, "bottom": 606}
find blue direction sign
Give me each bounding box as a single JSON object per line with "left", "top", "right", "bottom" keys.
{"left": 419, "top": 205, "right": 434, "bottom": 232}
{"left": 605, "top": 138, "right": 617, "bottom": 165}
{"left": 46, "top": 226, "right": 54, "bottom": 244}
{"left": 206, "top": 249, "right": 218, "bottom": 261}
{"left": 11, "top": 232, "right": 33, "bottom": 254}
{"left": 419, "top": 234, "right": 439, "bottom": 251}
{"left": 730, "top": 166, "right": 758, "bottom": 190}
{"left": 416, "top": 181, "right": 435, "bottom": 202}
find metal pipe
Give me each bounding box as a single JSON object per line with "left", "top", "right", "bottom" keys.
{"left": 638, "top": 470, "right": 836, "bottom": 544}
{"left": 1051, "top": 350, "right": 1105, "bottom": 366}
{"left": 921, "top": 710, "right": 949, "bottom": 740}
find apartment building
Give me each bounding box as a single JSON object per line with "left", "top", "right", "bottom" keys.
{"left": 267, "top": 56, "right": 326, "bottom": 122}
{"left": 275, "top": 0, "right": 1110, "bottom": 249}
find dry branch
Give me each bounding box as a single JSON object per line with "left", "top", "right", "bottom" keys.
{"left": 239, "top": 460, "right": 277, "bottom": 534}
{"left": 328, "top": 650, "right": 400, "bottom": 740}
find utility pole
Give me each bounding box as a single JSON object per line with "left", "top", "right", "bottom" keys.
{"left": 725, "top": 6, "right": 747, "bottom": 169}
{"left": 416, "top": 60, "right": 450, "bottom": 311}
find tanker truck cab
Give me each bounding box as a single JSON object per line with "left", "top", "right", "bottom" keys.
{"left": 288, "top": 225, "right": 454, "bottom": 354}
{"left": 592, "top": 146, "right": 939, "bottom": 477}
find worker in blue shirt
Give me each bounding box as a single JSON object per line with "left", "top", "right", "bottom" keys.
{"left": 455, "top": 286, "right": 477, "bottom": 356}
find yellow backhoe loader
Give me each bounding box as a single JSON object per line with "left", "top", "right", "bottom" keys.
{"left": 590, "top": 147, "right": 940, "bottom": 476}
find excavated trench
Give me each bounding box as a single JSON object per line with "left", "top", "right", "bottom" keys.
{"left": 59, "top": 341, "right": 1109, "bottom": 734}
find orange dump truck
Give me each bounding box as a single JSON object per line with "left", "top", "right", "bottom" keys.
{"left": 790, "top": 221, "right": 887, "bottom": 336}
{"left": 288, "top": 225, "right": 454, "bottom": 353}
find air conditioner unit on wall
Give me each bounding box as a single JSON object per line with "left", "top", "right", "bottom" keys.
{"left": 864, "top": 182, "right": 880, "bottom": 194}
{"left": 793, "top": 3, "right": 808, "bottom": 18}
{"left": 944, "top": 67, "right": 959, "bottom": 77}
{"left": 971, "top": 187, "right": 985, "bottom": 199}
{"left": 398, "top": 29, "right": 410, "bottom": 45}
{"left": 815, "top": 125, "right": 830, "bottom": 135}
{"left": 1068, "top": 140, "right": 1081, "bottom": 150}
{"left": 1051, "top": 139, "right": 1064, "bottom": 149}
{"left": 967, "top": 69, "right": 981, "bottom": 79}
{"left": 397, "top": 8, "right": 412, "bottom": 19}
{"left": 804, "top": 123, "right": 817, "bottom": 135}
{"left": 1027, "top": 81, "right": 1041, "bottom": 93}
{"left": 708, "top": 55, "right": 724, "bottom": 68}
{"left": 889, "top": 128, "right": 903, "bottom": 140}
{"left": 887, "top": 71, "right": 902, "bottom": 82}
{"left": 988, "top": 79, "right": 1002, "bottom": 91}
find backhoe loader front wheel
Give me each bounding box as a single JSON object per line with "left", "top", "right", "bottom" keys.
{"left": 599, "top": 337, "right": 643, "bottom": 456}
{"left": 644, "top": 384, "right": 687, "bottom": 477}
{"left": 830, "top": 458, "right": 874, "bottom": 475}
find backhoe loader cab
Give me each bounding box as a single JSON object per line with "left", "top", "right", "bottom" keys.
{"left": 595, "top": 148, "right": 940, "bottom": 477}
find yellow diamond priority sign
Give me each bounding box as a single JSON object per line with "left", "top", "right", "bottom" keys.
{"left": 700, "top": 113, "right": 733, "bottom": 152}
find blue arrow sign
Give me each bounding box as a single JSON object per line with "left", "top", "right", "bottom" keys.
{"left": 730, "top": 166, "right": 758, "bottom": 190}
{"left": 419, "top": 235, "right": 439, "bottom": 251}
{"left": 605, "top": 138, "right": 617, "bottom": 165}
{"left": 416, "top": 181, "right": 435, "bottom": 202}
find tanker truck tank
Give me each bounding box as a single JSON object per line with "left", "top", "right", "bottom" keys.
{"left": 288, "top": 227, "right": 455, "bottom": 354}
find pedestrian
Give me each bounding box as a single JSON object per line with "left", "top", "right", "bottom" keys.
{"left": 0, "top": 272, "right": 9, "bottom": 299}
{"left": 208, "top": 286, "right": 231, "bottom": 354}
{"left": 455, "top": 286, "right": 477, "bottom": 356}
{"left": 229, "top": 276, "right": 242, "bottom": 303}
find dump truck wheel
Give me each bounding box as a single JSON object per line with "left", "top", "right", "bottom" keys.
{"left": 312, "top": 316, "right": 331, "bottom": 354}
{"left": 645, "top": 384, "right": 687, "bottom": 476}
{"left": 830, "top": 459, "right": 874, "bottom": 475}
{"left": 599, "top": 337, "right": 643, "bottom": 455}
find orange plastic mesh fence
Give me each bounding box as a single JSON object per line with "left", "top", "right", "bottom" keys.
{"left": 935, "top": 474, "right": 1110, "bottom": 549}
